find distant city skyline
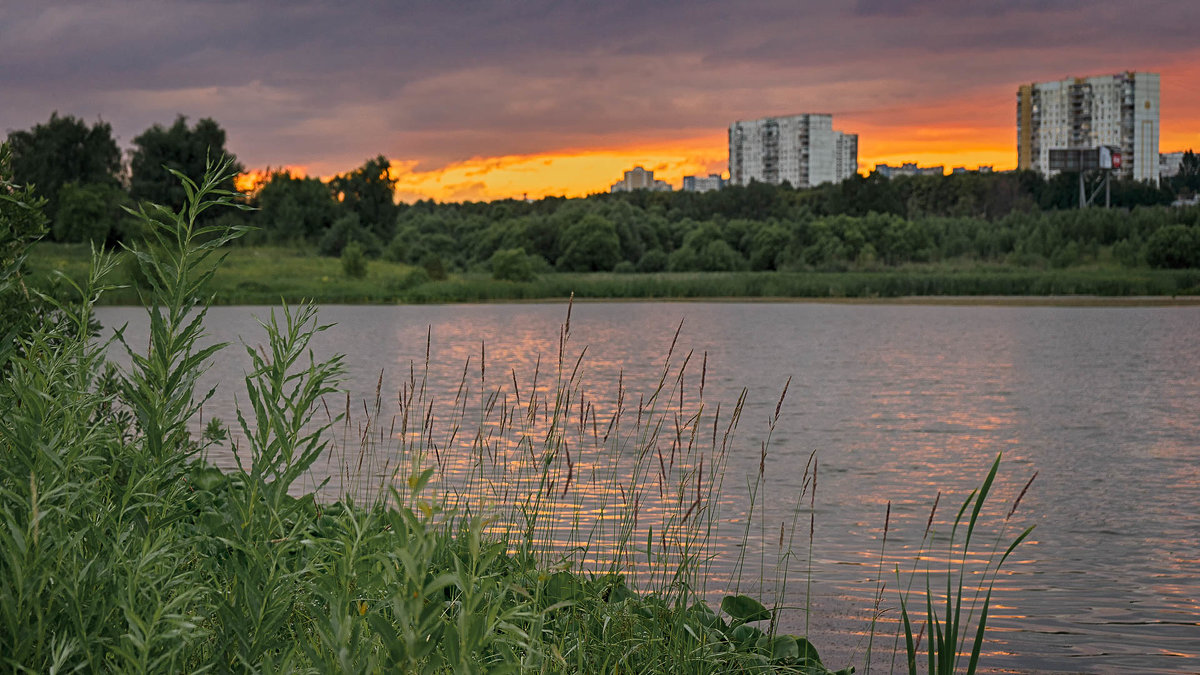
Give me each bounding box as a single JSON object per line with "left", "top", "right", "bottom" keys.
{"left": 4, "top": 1, "right": 1200, "bottom": 201}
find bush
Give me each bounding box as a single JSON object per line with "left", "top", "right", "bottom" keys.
{"left": 318, "top": 212, "right": 381, "bottom": 257}
{"left": 1146, "top": 225, "right": 1200, "bottom": 269}
{"left": 489, "top": 247, "right": 537, "bottom": 282}
{"left": 636, "top": 248, "right": 668, "bottom": 273}
{"left": 341, "top": 240, "right": 368, "bottom": 278}
{"left": 53, "top": 182, "right": 128, "bottom": 245}
{"left": 420, "top": 252, "right": 448, "bottom": 280}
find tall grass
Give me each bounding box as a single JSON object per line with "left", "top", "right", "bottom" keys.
{"left": 895, "top": 456, "right": 1036, "bottom": 675}
{"left": 26, "top": 243, "right": 1200, "bottom": 305}
{"left": 2, "top": 158, "right": 866, "bottom": 672}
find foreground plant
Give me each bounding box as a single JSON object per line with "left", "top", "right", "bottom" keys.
{"left": 1, "top": 154, "right": 860, "bottom": 673}
{"left": 897, "top": 455, "right": 1035, "bottom": 675}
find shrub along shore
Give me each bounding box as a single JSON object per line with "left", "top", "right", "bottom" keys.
{"left": 5, "top": 151, "right": 1036, "bottom": 673}
{"left": 28, "top": 243, "right": 1200, "bottom": 306}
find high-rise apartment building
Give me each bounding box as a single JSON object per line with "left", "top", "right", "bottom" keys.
{"left": 728, "top": 114, "right": 858, "bottom": 188}
{"left": 1017, "top": 71, "right": 1160, "bottom": 183}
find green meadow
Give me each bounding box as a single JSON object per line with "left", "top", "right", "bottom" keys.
{"left": 27, "top": 242, "right": 1200, "bottom": 306}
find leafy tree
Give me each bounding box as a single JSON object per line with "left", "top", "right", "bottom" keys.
{"left": 1145, "top": 225, "right": 1200, "bottom": 268}
{"left": 53, "top": 182, "right": 131, "bottom": 246}
{"left": 5, "top": 112, "right": 122, "bottom": 221}
{"left": 636, "top": 249, "right": 668, "bottom": 272}
{"left": 696, "top": 239, "right": 748, "bottom": 271}
{"left": 130, "top": 116, "right": 242, "bottom": 211}
{"left": 317, "top": 212, "right": 382, "bottom": 257}
{"left": 490, "top": 247, "right": 537, "bottom": 282}
{"left": 1173, "top": 150, "right": 1200, "bottom": 195}
{"left": 557, "top": 214, "right": 621, "bottom": 272}
{"left": 256, "top": 172, "right": 337, "bottom": 243}
{"left": 329, "top": 156, "right": 399, "bottom": 243}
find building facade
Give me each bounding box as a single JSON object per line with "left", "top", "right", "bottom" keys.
{"left": 1017, "top": 71, "right": 1160, "bottom": 183}
{"left": 728, "top": 114, "right": 858, "bottom": 188}
{"left": 681, "top": 174, "right": 726, "bottom": 192}
{"left": 610, "top": 166, "right": 671, "bottom": 193}
{"left": 873, "top": 163, "right": 945, "bottom": 178}
{"left": 1160, "top": 151, "right": 1187, "bottom": 180}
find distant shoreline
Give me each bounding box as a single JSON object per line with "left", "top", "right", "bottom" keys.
{"left": 92, "top": 295, "right": 1200, "bottom": 309}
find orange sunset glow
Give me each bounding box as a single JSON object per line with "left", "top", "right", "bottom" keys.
{"left": 235, "top": 58, "right": 1200, "bottom": 203}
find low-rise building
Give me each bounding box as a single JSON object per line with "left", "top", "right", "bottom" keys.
{"left": 610, "top": 166, "right": 672, "bottom": 193}
{"left": 874, "top": 163, "right": 945, "bottom": 178}
{"left": 1160, "top": 151, "right": 1188, "bottom": 179}
{"left": 681, "top": 174, "right": 726, "bottom": 192}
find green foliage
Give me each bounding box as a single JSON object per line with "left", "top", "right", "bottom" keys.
{"left": 256, "top": 171, "right": 338, "bottom": 243}
{"left": 329, "top": 155, "right": 399, "bottom": 243}
{"left": 557, "top": 213, "right": 621, "bottom": 271}
{"left": 341, "top": 240, "right": 368, "bottom": 278}
{"left": 5, "top": 111, "right": 122, "bottom": 220}
{"left": 129, "top": 115, "right": 243, "bottom": 212}
{"left": 1145, "top": 224, "right": 1200, "bottom": 269}
{"left": 53, "top": 181, "right": 132, "bottom": 245}
{"left": 0, "top": 142, "right": 51, "bottom": 368}
{"left": 897, "top": 455, "right": 1034, "bottom": 675}
{"left": 421, "top": 252, "right": 448, "bottom": 280}
{"left": 490, "top": 246, "right": 537, "bottom": 281}
{"left": 318, "top": 211, "right": 382, "bottom": 257}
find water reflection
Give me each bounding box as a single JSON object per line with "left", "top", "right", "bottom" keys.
{"left": 97, "top": 302, "right": 1200, "bottom": 674}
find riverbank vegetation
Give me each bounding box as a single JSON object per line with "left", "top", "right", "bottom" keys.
{"left": 2, "top": 145, "right": 1044, "bottom": 673}
{"left": 25, "top": 243, "right": 1200, "bottom": 305}
{"left": 5, "top": 151, "right": 876, "bottom": 672}
{"left": 7, "top": 112, "right": 1200, "bottom": 305}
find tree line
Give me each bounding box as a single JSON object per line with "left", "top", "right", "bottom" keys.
{"left": 6, "top": 112, "right": 1200, "bottom": 273}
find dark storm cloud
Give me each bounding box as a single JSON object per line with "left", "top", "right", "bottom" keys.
{"left": 3, "top": 0, "right": 1198, "bottom": 174}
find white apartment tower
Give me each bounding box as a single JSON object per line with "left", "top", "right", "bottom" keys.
{"left": 728, "top": 114, "right": 858, "bottom": 188}
{"left": 1017, "top": 71, "right": 1160, "bottom": 183}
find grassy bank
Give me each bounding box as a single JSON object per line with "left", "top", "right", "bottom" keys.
{"left": 3, "top": 157, "right": 1043, "bottom": 674}
{"left": 7, "top": 161, "right": 879, "bottom": 673}
{"left": 27, "top": 242, "right": 1200, "bottom": 305}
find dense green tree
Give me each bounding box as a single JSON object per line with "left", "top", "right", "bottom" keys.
{"left": 490, "top": 247, "right": 538, "bottom": 282}
{"left": 746, "top": 223, "right": 789, "bottom": 270}
{"left": 1145, "top": 225, "right": 1200, "bottom": 269}
{"left": 53, "top": 182, "right": 132, "bottom": 246}
{"left": 329, "top": 156, "right": 399, "bottom": 243}
{"left": 130, "top": 116, "right": 242, "bottom": 211}
{"left": 1172, "top": 150, "right": 1200, "bottom": 195}
{"left": 317, "top": 212, "right": 382, "bottom": 257}
{"left": 5, "top": 112, "right": 122, "bottom": 221}
{"left": 557, "top": 213, "right": 621, "bottom": 272}
{"left": 256, "top": 172, "right": 338, "bottom": 243}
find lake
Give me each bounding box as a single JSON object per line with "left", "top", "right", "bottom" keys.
{"left": 97, "top": 301, "right": 1200, "bottom": 674}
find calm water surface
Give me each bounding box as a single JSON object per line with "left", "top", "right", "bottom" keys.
{"left": 97, "top": 302, "right": 1200, "bottom": 674}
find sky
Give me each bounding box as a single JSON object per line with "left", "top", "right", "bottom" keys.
{"left": 4, "top": 0, "right": 1200, "bottom": 202}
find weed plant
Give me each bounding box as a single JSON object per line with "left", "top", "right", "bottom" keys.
{"left": 1, "top": 157, "right": 863, "bottom": 672}
{"left": 893, "top": 456, "right": 1036, "bottom": 675}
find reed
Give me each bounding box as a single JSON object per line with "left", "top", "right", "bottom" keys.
{"left": 2, "top": 156, "right": 861, "bottom": 672}
{"left": 895, "top": 455, "right": 1035, "bottom": 675}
